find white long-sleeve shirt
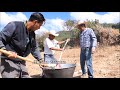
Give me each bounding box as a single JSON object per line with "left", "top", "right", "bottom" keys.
{"left": 44, "top": 38, "right": 59, "bottom": 55}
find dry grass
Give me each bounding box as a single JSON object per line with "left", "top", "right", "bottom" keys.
{"left": 93, "top": 45, "right": 120, "bottom": 78}
{"left": 26, "top": 45, "right": 120, "bottom": 78}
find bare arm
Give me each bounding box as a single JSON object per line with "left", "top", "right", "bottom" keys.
{"left": 57, "top": 38, "right": 70, "bottom": 45}
{"left": 57, "top": 40, "right": 66, "bottom": 45}
{"left": 50, "top": 47, "right": 63, "bottom": 51}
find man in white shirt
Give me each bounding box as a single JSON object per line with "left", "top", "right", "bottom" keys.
{"left": 44, "top": 30, "right": 66, "bottom": 64}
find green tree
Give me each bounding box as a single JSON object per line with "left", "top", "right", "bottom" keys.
{"left": 64, "top": 20, "right": 78, "bottom": 47}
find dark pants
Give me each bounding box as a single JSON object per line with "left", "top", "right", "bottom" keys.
{"left": 0, "top": 58, "right": 30, "bottom": 78}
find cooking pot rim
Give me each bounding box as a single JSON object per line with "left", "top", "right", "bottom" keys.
{"left": 42, "top": 63, "right": 76, "bottom": 70}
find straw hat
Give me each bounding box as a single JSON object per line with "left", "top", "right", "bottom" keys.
{"left": 75, "top": 21, "right": 86, "bottom": 28}
{"left": 49, "top": 30, "right": 59, "bottom": 36}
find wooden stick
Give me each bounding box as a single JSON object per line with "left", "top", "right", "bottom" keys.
{"left": 58, "top": 39, "right": 69, "bottom": 61}
{"left": 0, "top": 49, "right": 49, "bottom": 67}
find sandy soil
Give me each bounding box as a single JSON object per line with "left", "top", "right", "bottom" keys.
{"left": 26, "top": 45, "right": 120, "bottom": 78}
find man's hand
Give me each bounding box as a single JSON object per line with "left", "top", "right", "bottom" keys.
{"left": 66, "top": 38, "right": 70, "bottom": 42}
{"left": 7, "top": 51, "right": 18, "bottom": 59}
{"left": 92, "top": 47, "right": 96, "bottom": 54}
{"left": 60, "top": 48, "right": 64, "bottom": 51}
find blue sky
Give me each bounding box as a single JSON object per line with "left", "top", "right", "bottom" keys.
{"left": 22, "top": 12, "right": 116, "bottom": 20}
{"left": 16, "top": 12, "right": 109, "bottom": 20}
{"left": 0, "top": 12, "right": 120, "bottom": 35}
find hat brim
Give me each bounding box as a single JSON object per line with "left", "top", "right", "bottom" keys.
{"left": 75, "top": 22, "right": 86, "bottom": 28}
{"left": 49, "top": 33, "right": 59, "bottom": 36}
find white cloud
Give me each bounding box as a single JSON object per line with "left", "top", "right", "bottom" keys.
{"left": 0, "top": 12, "right": 65, "bottom": 34}
{"left": 70, "top": 12, "right": 120, "bottom": 23}
{"left": 35, "top": 26, "right": 49, "bottom": 37}
{"left": 44, "top": 18, "right": 65, "bottom": 32}
{"left": 0, "top": 12, "right": 28, "bottom": 26}
{"left": 35, "top": 18, "right": 65, "bottom": 37}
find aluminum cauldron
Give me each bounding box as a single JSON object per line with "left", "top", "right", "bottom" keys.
{"left": 42, "top": 63, "right": 76, "bottom": 78}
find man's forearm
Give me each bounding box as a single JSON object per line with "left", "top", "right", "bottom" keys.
{"left": 92, "top": 38, "right": 97, "bottom": 47}
{"left": 31, "top": 48, "right": 42, "bottom": 61}
{"left": 57, "top": 41, "right": 66, "bottom": 45}
{"left": 0, "top": 41, "right": 6, "bottom": 49}
{"left": 50, "top": 47, "right": 63, "bottom": 51}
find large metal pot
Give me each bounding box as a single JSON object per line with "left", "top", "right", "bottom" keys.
{"left": 42, "top": 63, "right": 76, "bottom": 78}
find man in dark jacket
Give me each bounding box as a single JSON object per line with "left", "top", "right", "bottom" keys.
{"left": 0, "top": 12, "right": 45, "bottom": 78}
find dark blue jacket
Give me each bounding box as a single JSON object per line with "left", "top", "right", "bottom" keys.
{"left": 0, "top": 21, "right": 41, "bottom": 62}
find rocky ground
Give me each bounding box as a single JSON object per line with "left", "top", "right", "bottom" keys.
{"left": 25, "top": 45, "right": 120, "bottom": 78}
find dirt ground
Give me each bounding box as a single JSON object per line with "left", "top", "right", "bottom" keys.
{"left": 26, "top": 45, "right": 120, "bottom": 78}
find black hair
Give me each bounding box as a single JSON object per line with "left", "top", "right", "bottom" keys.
{"left": 29, "top": 12, "right": 45, "bottom": 23}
